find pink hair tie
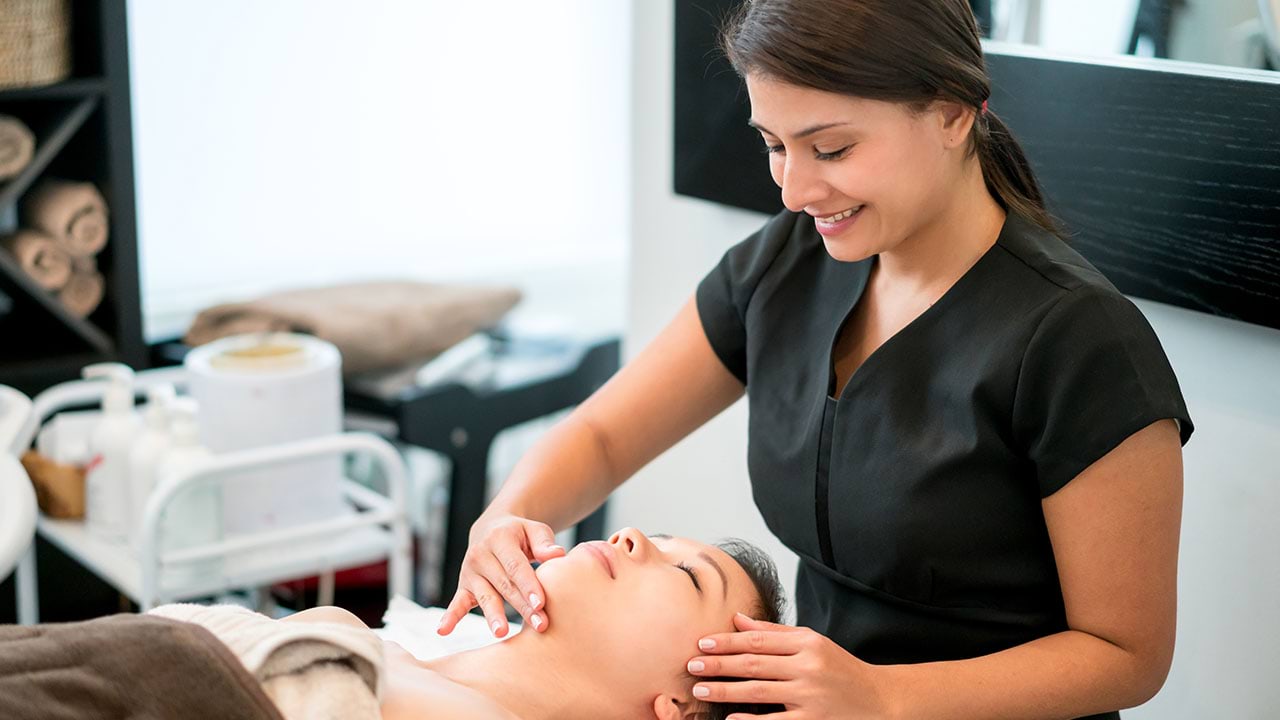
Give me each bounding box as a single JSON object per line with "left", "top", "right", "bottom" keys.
{"left": 981, "top": 100, "right": 989, "bottom": 115}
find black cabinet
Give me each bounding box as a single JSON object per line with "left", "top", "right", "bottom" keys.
{"left": 0, "top": 1, "right": 145, "bottom": 395}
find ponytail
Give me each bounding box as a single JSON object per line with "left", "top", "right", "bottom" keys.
{"left": 972, "top": 108, "right": 1067, "bottom": 239}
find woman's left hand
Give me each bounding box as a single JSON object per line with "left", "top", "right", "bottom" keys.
{"left": 687, "top": 613, "right": 895, "bottom": 719}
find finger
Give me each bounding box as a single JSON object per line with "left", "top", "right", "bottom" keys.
{"left": 686, "top": 653, "right": 796, "bottom": 680}
{"left": 697, "top": 628, "right": 806, "bottom": 656}
{"left": 733, "top": 612, "right": 801, "bottom": 633}
{"left": 436, "top": 587, "right": 476, "bottom": 636}
{"left": 469, "top": 578, "right": 512, "bottom": 637}
{"left": 490, "top": 547, "right": 548, "bottom": 631}
{"left": 524, "top": 522, "right": 566, "bottom": 562}
{"left": 692, "top": 679, "right": 789, "bottom": 705}
{"left": 724, "top": 712, "right": 797, "bottom": 720}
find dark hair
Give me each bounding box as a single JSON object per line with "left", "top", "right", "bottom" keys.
{"left": 699, "top": 538, "right": 789, "bottom": 720}
{"left": 719, "top": 0, "right": 1066, "bottom": 240}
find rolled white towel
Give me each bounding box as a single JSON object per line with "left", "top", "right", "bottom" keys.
{"left": 0, "top": 115, "right": 35, "bottom": 181}
{"left": 22, "top": 178, "right": 109, "bottom": 258}
{"left": 1, "top": 229, "right": 72, "bottom": 290}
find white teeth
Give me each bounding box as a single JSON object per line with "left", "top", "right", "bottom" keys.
{"left": 817, "top": 206, "right": 862, "bottom": 224}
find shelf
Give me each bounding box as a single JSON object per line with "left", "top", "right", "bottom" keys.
{"left": 0, "top": 95, "right": 99, "bottom": 213}
{"left": 37, "top": 515, "right": 396, "bottom": 605}
{"left": 0, "top": 94, "right": 113, "bottom": 360}
{"left": 0, "top": 77, "right": 107, "bottom": 102}
{"left": 0, "top": 1, "right": 148, "bottom": 416}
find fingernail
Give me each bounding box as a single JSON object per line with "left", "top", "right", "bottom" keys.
{"left": 688, "top": 660, "right": 705, "bottom": 672}
{"left": 698, "top": 638, "right": 715, "bottom": 650}
{"left": 491, "top": 620, "right": 503, "bottom": 635}
{"left": 549, "top": 544, "right": 564, "bottom": 553}
{"left": 529, "top": 593, "right": 541, "bottom": 609}
{"left": 531, "top": 613, "right": 544, "bottom": 629}
{"left": 692, "top": 685, "right": 710, "bottom": 699}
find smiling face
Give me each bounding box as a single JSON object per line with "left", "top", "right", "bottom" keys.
{"left": 533, "top": 528, "right": 762, "bottom": 712}
{"left": 745, "top": 73, "right": 972, "bottom": 263}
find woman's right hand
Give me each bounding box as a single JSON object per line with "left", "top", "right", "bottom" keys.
{"left": 436, "top": 514, "right": 566, "bottom": 638}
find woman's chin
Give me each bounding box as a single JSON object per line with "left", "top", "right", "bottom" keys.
{"left": 822, "top": 238, "right": 875, "bottom": 263}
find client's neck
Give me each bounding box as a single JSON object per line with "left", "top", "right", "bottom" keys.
{"left": 424, "top": 628, "right": 630, "bottom": 720}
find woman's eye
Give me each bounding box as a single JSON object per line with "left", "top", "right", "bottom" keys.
{"left": 815, "top": 145, "right": 851, "bottom": 161}
{"left": 761, "top": 144, "right": 851, "bottom": 161}
{"left": 677, "top": 562, "right": 702, "bottom": 593}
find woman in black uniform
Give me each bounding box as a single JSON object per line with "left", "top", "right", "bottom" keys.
{"left": 439, "top": 1, "right": 1194, "bottom": 718}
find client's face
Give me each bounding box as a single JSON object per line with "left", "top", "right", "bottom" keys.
{"left": 533, "top": 528, "right": 760, "bottom": 715}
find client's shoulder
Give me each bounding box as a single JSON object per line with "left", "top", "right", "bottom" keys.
{"left": 381, "top": 642, "right": 520, "bottom": 720}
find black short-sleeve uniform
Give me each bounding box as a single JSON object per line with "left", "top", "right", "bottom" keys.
{"left": 697, "top": 210, "right": 1194, "bottom": 720}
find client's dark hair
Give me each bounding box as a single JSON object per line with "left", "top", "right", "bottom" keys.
{"left": 701, "top": 538, "right": 788, "bottom": 720}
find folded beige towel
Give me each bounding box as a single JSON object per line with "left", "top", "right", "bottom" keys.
{"left": 1, "top": 229, "right": 71, "bottom": 289}
{"left": 58, "top": 256, "right": 104, "bottom": 317}
{"left": 149, "top": 603, "right": 384, "bottom": 720}
{"left": 0, "top": 115, "right": 34, "bottom": 181}
{"left": 22, "top": 178, "right": 109, "bottom": 257}
{"left": 185, "top": 280, "right": 523, "bottom": 374}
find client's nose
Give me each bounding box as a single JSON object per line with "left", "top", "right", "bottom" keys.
{"left": 608, "top": 527, "right": 651, "bottom": 561}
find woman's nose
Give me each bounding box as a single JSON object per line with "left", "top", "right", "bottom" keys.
{"left": 779, "top": 158, "right": 828, "bottom": 214}
{"left": 608, "top": 527, "right": 651, "bottom": 561}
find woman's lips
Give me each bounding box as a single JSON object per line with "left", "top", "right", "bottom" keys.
{"left": 582, "top": 542, "right": 616, "bottom": 578}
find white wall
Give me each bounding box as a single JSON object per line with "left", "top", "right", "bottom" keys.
{"left": 1127, "top": 300, "right": 1280, "bottom": 718}
{"left": 616, "top": 0, "right": 1279, "bottom": 715}
{"left": 127, "top": 0, "right": 630, "bottom": 341}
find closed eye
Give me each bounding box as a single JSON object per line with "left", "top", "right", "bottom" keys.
{"left": 677, "top": 562, "right": 702, "bottom": 594}
{"left": 762, "top": 144, "right": 852, "bottom": 161}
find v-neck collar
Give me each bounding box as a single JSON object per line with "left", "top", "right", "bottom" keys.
{"left": 825, "top": 215, "right": 1015, "bottom": 401}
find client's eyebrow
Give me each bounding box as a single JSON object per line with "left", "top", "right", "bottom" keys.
{"left": 697, "top": 551, "right": 729, "bottom": 603}
{"left": 650, "top": 534, "right": 729, "bottom": 603}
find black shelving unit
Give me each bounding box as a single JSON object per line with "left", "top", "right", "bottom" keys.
{"left": 0, "top": 1, "right": 145, "bottom": 396}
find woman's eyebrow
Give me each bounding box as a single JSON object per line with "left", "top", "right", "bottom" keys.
{"left": 747, "top": 119, "right": 851, "bottom": 139}
{"left": 697, "top": 551, "right": 729, "bottom": 602}
{"left": 649, "top": 534, "right": 728, "bottom": 601}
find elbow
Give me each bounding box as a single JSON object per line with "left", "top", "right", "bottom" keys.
{"left": 1132, "top": 657, "right": 1173, "bottom": 707}
{"left": 1123, "top": 640, "right": 1176, "bottom": 707}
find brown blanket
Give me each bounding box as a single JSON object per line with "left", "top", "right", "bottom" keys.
{"left": 0, "top": 614, "right": 284, "bottom": 720}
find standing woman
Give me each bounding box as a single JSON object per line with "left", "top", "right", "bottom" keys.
{"left": 439, "top": 1, "right": 1194, "bottom": 718}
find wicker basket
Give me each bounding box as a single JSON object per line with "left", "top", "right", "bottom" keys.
{"left": 0, "top": 0, "right": 71, "bottom": 91}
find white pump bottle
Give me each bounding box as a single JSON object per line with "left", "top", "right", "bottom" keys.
{"left": 128, "top": 384, "right": 175, "bottom": 550}
{"left": 83, "top": 363, "right": 141, "bottom": 541}
{"left": 152, "top": 397, "right": 220, "bottom": 579}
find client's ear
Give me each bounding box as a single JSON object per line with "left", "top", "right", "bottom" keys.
{"left": 651, "top": 693, "right": 708, "bottom": 720}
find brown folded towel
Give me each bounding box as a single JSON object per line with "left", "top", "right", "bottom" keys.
{"left": 22, "top": 178, "right": 109, "bottom": 257}
{"left": 1, "top": 229, "right": 72, "bottom": 289}
{"left": 0, "top": 615, "right": 286, "bottom": 720}
{"left": 0, "top": 115, "right": 35, "bottom": 181}
{"left": 58, "top": 256, "right": 105, "bottom": 317}
{"left": 185, "top": 280, "right": 523, "bottom": 374}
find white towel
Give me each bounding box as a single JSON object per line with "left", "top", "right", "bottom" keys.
{"left": 376, "top": 594, "right": 519, "bottom": 661}
{"left": 148, "top": 603, "right": 384, "bottom": 720}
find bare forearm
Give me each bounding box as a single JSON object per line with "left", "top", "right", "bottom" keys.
{"left": 480, "top": 411, "right": 618, "bottom": 533}
{"left": 883, "top": 630, "right": 1166, "bottom": 720}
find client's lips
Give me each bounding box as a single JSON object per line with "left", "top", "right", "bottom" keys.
{"left": 582, "top": 541, "right": 616, "bottom": 578}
